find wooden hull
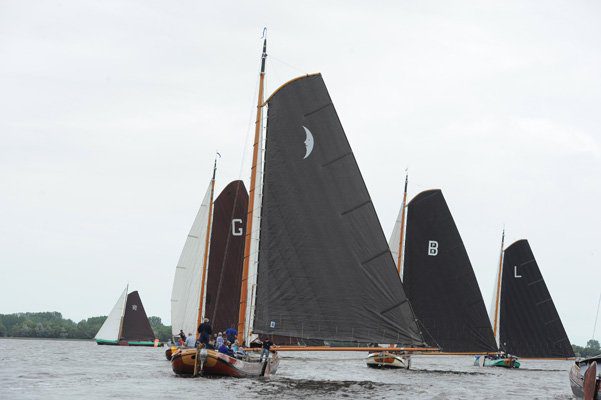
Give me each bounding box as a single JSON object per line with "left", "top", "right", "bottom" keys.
{"left": 366, "top": 352, "right": 410, "bottom": 369}
{"left": 96, "top": 339, "right": 159, "bottom": 347}
{"left": 171, "top": 348, "right": 280, "bottom": 378}
{"left": 473, "top": 355, "right": 520, "bottom": 368}
{"left": 570, "top": 361, "right": 601, "bottom": 399}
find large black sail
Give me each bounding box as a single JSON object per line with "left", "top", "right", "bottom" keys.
{"left": 500, "top": 240, "right": 573, "bottom": 358}
{"left": 403, "top": 190, "right": 497, "bottom": 352}
{"left": 253, "top": 74, "right": 424, "bottom": 346}
{"left": 204, "top": 180, "right": 248, "bottom": 333}
{"left": 121, "top": 291, "right": 155, "bottom": 341}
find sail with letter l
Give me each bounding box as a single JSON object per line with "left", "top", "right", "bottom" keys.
{"left": 252, "top": 74, "right": 424, "bottom": 346}
{"left": 499, "top": 239, "right": 573, "bottom": 358}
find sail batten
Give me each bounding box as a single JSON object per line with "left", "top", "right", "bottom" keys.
{"left": 252, "top": 74, "right": 424, "bottom": 345}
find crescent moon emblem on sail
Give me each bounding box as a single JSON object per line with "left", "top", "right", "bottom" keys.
{"left": 303, "top": 126, "right": 314, "bottom": 159}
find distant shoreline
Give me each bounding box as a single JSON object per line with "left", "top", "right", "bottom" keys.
{"left": 0, "top": 336, "right": 94, "bottom": 342}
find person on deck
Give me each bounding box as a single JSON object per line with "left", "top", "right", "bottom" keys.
{"left": 179, "top": 330, "right": 186, "bottom": 342}
{"left": 216, "top": 332, "right": 224, "bottom": 348}
{"left": 218, "top": 341, "right": 233, "bottom": 356}
{"left": 260, "top": 337, "right": 274, "bottom": 361}
{"left": 225, "top": 327, "right": 237, "bottom": 344}
{"left": 184, "top": 333, "right": 196, "bottom": 348}
{"left": 197, "top": 318, "right": 212, "bottom": 347}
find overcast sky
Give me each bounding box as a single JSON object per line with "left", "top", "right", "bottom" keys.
{"left": 1, "top": 1, "right": 599, "bottom": 345}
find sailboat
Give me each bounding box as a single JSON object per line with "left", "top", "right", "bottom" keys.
{"left": 388, "top": 184, "right": 498, "bottom": 355}
{"left": 172, "top": 34, "right": 430, "bottom": 377}
{"left": 480, "top": 236, "right": 574, "bottom": 367}
{"left": 95, "top": 286, "right": 157, "bottom": 346}
{"left": 569, "top": 292, "right": 601, "bottom": 398}
{"left": 167, "top": 178, "right": 248, "bottom": 361}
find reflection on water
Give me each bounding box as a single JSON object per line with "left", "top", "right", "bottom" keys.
{"left": 0, "top": 338, "right": 575, "bottom": 399}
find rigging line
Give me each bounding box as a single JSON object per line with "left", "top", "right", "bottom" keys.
{"left": 269, "top": 55, "right": 306, "bottom": 74}
{"left": 593, "top": 291, "right": 601, "bottom": 340}
{"left": 238, "top": 69, "right": 261, "bottom": 179}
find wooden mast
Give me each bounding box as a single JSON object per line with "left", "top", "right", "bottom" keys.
{"left": 196, "top": 157, "right": 217, "bottom": 335}
{"left": 237, "top": 34, "right": 267, "bottom": 345}
{"left": 397, "top": 172, "right": 408, "bottom": 277}
{"left": 117, "top": 284, "right": 128, "bottom": 341}
{"left": 492, "top": 228, "right": 505, "bottom": 343}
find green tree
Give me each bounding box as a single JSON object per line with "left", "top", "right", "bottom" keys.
{"left": 586, "top": 339, "right": 600, "bottom": 351}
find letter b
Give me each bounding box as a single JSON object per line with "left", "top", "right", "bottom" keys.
{"left": 428, "top": 240, "right": 438, "bottom": 256}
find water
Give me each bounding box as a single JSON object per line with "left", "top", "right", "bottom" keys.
{"left": 0, "top": 338, "right": 575, "bottom": 399}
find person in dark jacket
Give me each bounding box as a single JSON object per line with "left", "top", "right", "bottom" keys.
{"left": 197, "top": 318, "right": 212, "bottom": 346}
{"left": 225, "top": 327, "right": 237, "bottom": 344}
{"left": 260, "top": 337, "right": 274, "bottom": 361}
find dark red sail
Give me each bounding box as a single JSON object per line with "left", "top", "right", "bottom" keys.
{"left": 204, "top": 180, "right": 248, "bottom": 334}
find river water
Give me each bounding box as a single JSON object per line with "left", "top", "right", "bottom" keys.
{"left": 0, "top": 338, "right": 575, "bottom": 399}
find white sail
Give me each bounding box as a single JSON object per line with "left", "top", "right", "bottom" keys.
{"left": 389, "top": 204, "right": 404, "bottom": 276}
{"left": 489, "top": 249, "right": 504, "bottom": 348}
{"left": 171, "top": 182, "right": 212, "bottom": 337}
{"left": 244, "top": 104, "right": 266, "bottom": 344}
{"left": 95, "top": 286, "right": 128, "bottom": 342}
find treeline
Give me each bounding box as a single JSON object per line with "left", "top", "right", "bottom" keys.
{"left": 0, "top": 312, "right": 172, "bottom": 341}
{"left": 572, "top": 339, "right": 600, "bottom": 358}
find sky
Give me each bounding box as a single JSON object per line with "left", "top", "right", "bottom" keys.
{"left": 0, "top": 1, "right": 599, "bottom": 346}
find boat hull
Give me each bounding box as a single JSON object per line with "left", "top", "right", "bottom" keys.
{"left": 366, "top": 352, "right": 411, "bottom": 369}
{"left": 570, "top": 360, "right": 601, "bottom": 398}
{"left": 474, "top": 355, "right": 520, "bottom": 368}
{"left": 171, "top": 348, "right": 280, "bottom": 378}
{"left": 96, "top": 339, "right": 159, "bottom": 347}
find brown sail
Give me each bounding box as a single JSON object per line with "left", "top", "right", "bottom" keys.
{"left": 204, "top": 180, "right": 248, "bottom": 334}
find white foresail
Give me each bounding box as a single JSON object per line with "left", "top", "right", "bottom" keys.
{"left": 95, "top": 286, "right": 128, "bottom": 341}
{"left": 489, "top": 248, "right": 504, "bottom": 348}
{"left": 389, "top": 204, "right": 404, "bottom": 277}
{"left": 244, "top": 104, "right": 266, "bottom": 344}
{"left": 171, "top": 182, "right": 212, "bottom": 337}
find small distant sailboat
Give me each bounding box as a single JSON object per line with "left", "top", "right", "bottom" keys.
{"left": 95, "top": 286, "right": 157, "bottom": 346}
{"left": 389, "top": 184, "right": 498, "bottom": 356}
{"left": 479, "top": 235, "right": 573, "bottom": 367}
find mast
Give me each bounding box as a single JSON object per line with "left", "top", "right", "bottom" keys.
{"left": 492, "top": 228, "right": 504, "bottom": 345}
{"left": 118, "top": 284, "right": 128, "bottom": 341}
{"left": 196, "top": 157, "right": 217, "bottom": 334}
{"left": 238, "top": 32, "right": 267, "bottom": 345}
{"left": 397, "top": 171, "right": 408, "bottom": 276}
{"left": 593, "top": 291, "right": 601, "bottom": 340}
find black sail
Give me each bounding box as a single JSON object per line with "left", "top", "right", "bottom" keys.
{"left": 253, "top": 74, "right": 424, "bottom": 346}
{"left": 499, "top": 240, "right": 573, "bottom": 358}
{"left": 121, "top": 291, "right": 155, "bottom": 341}
{"left": 204, "top": 180, "right": 248, "bottom": 333}
{"left": 403, "top": 190, "right": 497, "bottom": 352}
